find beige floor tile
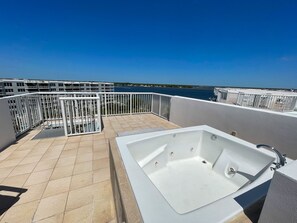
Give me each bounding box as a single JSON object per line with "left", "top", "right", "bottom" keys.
{"left": 19, "top": 155, "right": 43, "bottom": 165}
{"left": 80, "top": 135, "right": 93, "bottom": 141}
{"left": 93, "top": 168, "right": 110, "bottom": 184}
{"left": 92, "top": 198, "right": 113, "bottom": 223}
{"left": 51, "top": 140, "right": 67, "bottom": 146}
{"left": 93, "top": 134, "right": 105, "bottom": 140}
{"left": 17, "top": 143, "right": 36, "bottom": 151}
{"left": 63, "top": 143, "right": 79, "bottom": 151}
{"left": 63, "top": 203, "right": 93, "bottom": 223}
{"left": 60, "top": 149, "right": 77, "bottom": 158}
{"left": 54, "top": 136, "right": 67, "bottom": 141}
{"left": 93, "top": 138, "right": 107, "bottom": 145}
{"left": 17, "top": 182, "right": 47, "bottom": 205}
{"left": 67, "top": 136, "right": 81, "bottom": 143}
{"left": 0, "top": 166, "right": 14, "bottom": 178}
{"left": 34, "top": 213, "right": 64, "bottom": 223}
{"left": 29, "top": 147, "right": 49, "bottom": 156}
{"left": 93, "top": 150, "right": 108, "bottom": 160}
{"left": 75, "top": 153, "right": 93, "bottom": 163}
{"left": 0, "top": 158, "right": 22, "bottom": 168}
{"left": 73, "top": 161, "right": 92, "bottom": 175}
{"left": 66, "top": 184, "right": 95, "bottom": 211}
{"left": 93, "top": 181, "right": 113, "bottom": 202}
{"left": 33, "top": 192, "right": 68, "bottom": 221}
{"left": 55, "top": 156, "right": 76, "bottom": 167}
{"left": 9, "top": 163, "right": 37, "bottom": 177}
{"left": 0, "top": 150, "right": 15, "bottom": 162}
{"left": 50, "top": 165, "right": 74, "bottom": 180}
{"left": 79, "top": 140, "right": 93, "bottom": 147}
{"left": 6, "top": 150, "right": 31, "bottom": 160}
{"left": 1, "top": 200, "right": 39, "bottom": 223}
{"left": 50, "top": 144, "right": 65, "bottom": 151}
{"left": 77, "top": 146, "right": 93, "bottom": 154}
{"left": 34, "top": 159, "right": 58, "bottom": 172}
{"left": 35, "top": 142, "right": 53, "bottom": 149}
{"left": 2, "top": 174, "right": 30, "bottom": 187}
{"left": 43, "top": 176, "right": 71, "bottom": 198}
{"left": 70, "top": 172, "right": 93, "bottom": 190}
{"left": 93, "top": 158, "right": 109, "bottom": 170}
{"left": 25, "top": 169, "right": 53, "bottom": 186}
{"left": 94, "top": 141, "right": 108, "bottom": 150}
{"left": 41, "top": 149, "right": 62, "bottom": 161}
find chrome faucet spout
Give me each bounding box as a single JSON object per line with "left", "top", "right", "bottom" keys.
{"left": 256, "top": 144, "right": 286, "bottom": 169}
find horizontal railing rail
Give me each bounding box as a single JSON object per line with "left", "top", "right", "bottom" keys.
{"left": 0, "top": 91, "right": 172, "bottom": 137}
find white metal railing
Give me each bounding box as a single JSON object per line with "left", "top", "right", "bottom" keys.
{"left": 236, "top": 93, "right": 297, "bottom": 112}
{"left": 1, "top": 92, "right": 172, "bottom": 137}
{"left": 38, "top": 92, "right": 97, "bottom": 128}
{"left": 6, "top": 94, "right": 42, "bottom": 137}
{"left": 151, "top": 93, "right": 171, "bottom": 120}
{"left": 99, "top": 93, "right": 153, "bottom": 116}
{"left": 60, "top": 96, "right": 101, "bottom": 136}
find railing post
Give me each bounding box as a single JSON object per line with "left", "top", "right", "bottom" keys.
{"left": 37, "top": 95, "right": 43, "bottom": 123}
{"left": 130, "top": 93, "right": 132, "bottom": 115}
{"left": 24, "top": 96, "right": 33, "bottom": 129}
{"left": 74, "top": 94, "right": 78, "bottom": 120}
{"left": 60, "top": 100, "right": 68, "bottom": 136}
{"left": 104, "top": 93, "right": 107, "bottom": 117}
{"left": 159, "top": 95, "right": 162, "bottom": 116}
{"left": 96, "top": 97, "right": 101, "bottom": 132}
{"left": 151, "top": 94, "right": 154, "bottom": 113}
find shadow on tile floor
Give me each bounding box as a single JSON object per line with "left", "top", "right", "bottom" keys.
{"left": 0, "top": 185, "right": 27, "bottom": 215}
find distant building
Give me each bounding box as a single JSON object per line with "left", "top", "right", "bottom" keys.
{"left": 214, "top": 88, "right": 297, "bottom": 112}
{"left": 0, "top": 78, "right": 114, "bottom": 97}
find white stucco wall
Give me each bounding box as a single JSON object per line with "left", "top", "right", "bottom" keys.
{"left": 170, "top": 96, "right": 297, "bottom": 159}
{"left": 0, "top": 99, "right": 16, "bottom": 150}
{"left": 259, "top": 160, "right": 297, "bottom": 223}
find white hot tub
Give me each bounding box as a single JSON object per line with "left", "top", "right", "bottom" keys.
{"left": 116, "top": 125, "right": 277, "bottom": 222}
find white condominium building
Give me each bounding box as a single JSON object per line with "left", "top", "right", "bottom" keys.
{"left": 0, "top": 78, "right": 114, "bottom": 97}
{"left": 214, "top": 87, "right": 297, "bottom": 112}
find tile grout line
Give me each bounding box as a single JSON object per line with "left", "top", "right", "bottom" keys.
{"left": 31, "top": 136, "right": 66, "bottom": 222}
{"left": 60, "top": 135, "right": 82, "bottom": 223}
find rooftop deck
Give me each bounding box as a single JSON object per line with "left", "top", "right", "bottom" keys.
{"left": 0, "top": 114, "right": 178, "bottom": 223}
{"left": 1, "top": 91, "right": 296, "bottom": 223}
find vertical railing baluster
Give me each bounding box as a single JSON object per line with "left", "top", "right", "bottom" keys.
{"left": 24, "top": 96, "right": 32, "bottom": 129}
{"left": 104, "top": 93, "right": 107, "bottom": 117}
{"left": 130, "top": 93, "right": 132, "bottom": 115}
{"left": 159, "top": 95, "right": 162, "bottom": 117}
{"left": 61, "top": 100, "right": 68, "bottom": 136}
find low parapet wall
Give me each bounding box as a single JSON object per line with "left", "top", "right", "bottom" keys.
{"left": 170, "top": 96, "right": 297, "bottom": 159}
{"left": 0, "top": 99, "right": 16, "bottom": 151}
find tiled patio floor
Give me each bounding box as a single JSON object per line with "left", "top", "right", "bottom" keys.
{"left": 0, "top": 114, "right": 179, "bottom": 223}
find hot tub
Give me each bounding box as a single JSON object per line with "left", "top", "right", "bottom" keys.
{"left": 116, "top": 125, "right": 277, "bottom": 222}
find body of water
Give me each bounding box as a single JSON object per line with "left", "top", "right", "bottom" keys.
{"left": 115, "top": 86, "right": 215, "bottom": 100}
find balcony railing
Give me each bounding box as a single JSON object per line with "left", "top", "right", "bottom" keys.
{"left": 236, "top": 93, "right": 297, "bottom": 112}
{"left": 1, "top": 92, "right": 171, "bottom": 137}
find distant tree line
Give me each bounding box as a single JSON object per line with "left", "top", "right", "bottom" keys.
{"left": 114, "top": 82, "right": 215, "bottom": 90}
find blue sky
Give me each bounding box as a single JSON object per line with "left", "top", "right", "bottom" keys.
{"left": 0, "top": 0, "right": 296, "bottom": 88}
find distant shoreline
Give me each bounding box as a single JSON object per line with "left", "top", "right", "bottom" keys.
{"left": 114, "top": 82, "right": 295, "bottom": 91}
{"left": 114, "top": 83, "right": 214, "bottom": 90}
